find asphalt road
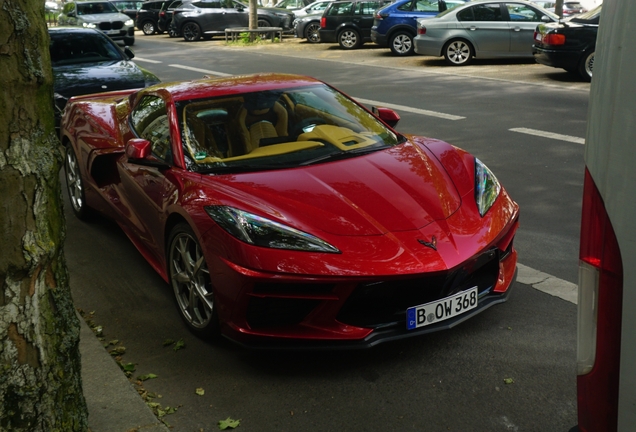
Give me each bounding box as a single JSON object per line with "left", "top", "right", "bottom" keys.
{"left": 65, "top": 34, "right": 586, "bottom": 431}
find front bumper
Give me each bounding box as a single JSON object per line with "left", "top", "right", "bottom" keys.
{"left": 206, "top": 211, "right": 519, "bottom": 349}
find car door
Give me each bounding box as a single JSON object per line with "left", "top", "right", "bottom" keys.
{"left": 456, "top": 3, "right": 510, "bottom": 55}
{"left": 356, "top": 0, "right": 387, "bottom": 38}
{"left": 505, "top": 2, "right": 550, "bottom": 54}
{"left": 118, "top": 95, "right": 178, "bottom": 260}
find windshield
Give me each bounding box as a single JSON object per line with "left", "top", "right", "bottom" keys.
{"left": 49, "top": 32, "right": 124, "bottom": 66}
{"left": 77, "top": 2, "right": 120, "bottom": 14}
{"left": 176, "top": 84, "right": 403, "bottom": 174}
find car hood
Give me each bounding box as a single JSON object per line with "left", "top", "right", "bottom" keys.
{"left": 206, "top": 141, "right": 463, "bottom": 236}
{"left": 79, "top": 12, "right": 132, "bottom": 22}
{"left": 53, "top": 61, "right": 156, "bottom": 98}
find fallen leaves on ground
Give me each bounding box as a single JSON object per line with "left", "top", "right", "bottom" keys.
{"left": 218, "top": 417, "right": 241, "bottom": 430}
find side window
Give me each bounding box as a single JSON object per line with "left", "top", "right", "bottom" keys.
{"left": 327, "top": 2, "right": 353, "bottom": 16}
{"left": 456, "top": 6, "right": 473, "bottom": 20}
{"left": 397, "top": 1, "right": 413, "bottom": 12}
{"left": 413, "top": 0, "right": 439, "bottom": 12}
{"left": 358, "top": 1, "right": 382, "bottom": 15}
{"left": 472, "top": 4, "right": 503, "bottom": 21}
{"left": 131, "top": 96, "right": 172, "bottom": 164}
{"left": 506, "top": 4, "right": 542, "bottom": 22}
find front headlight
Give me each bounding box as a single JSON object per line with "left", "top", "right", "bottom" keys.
{"left": 82, "top": 22, "right": 97, "bottom": 28}
{"left": 474, "top": 158, "right": 501, "bottom": 217}
{"left": 125, "top": 19, "right": 134, "bottom": 26}
{"left": 205, "top": 206, "right": 340, "bottom": 253}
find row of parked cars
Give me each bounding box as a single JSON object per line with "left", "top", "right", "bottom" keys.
{"left": 290, "top": 0, "right": 598, "bottom": 80}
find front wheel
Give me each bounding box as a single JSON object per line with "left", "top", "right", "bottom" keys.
{"left": 443, "top": 39, "right": 473, "bottom": 66}
{"left": 578, "top": 49, "right": 594, "bottom": 82}
{"left": 304, "top": 22, "right": 321, "bottom": 43}
{"left": 141, "top": 20, "right": 156, "bottom": 35}
{"left": 168, "top": 223, "right": 220, "bottom": 338}
{"left": 389, "top": 31, "right": 414, "bottom": 56}
{"left": 338, "top": 28, "right": 361, "bottom": 50}
{"left": 182, "top": 22, "right": 202, "bottom": 41}
{"left": 64, "top": 144, "right": 91, "bottom": 220}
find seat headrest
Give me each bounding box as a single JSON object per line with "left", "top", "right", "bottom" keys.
{"left": 243, "top": 92, "right": 281, "bottom": 112}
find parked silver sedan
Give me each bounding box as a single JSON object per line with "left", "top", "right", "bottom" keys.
{"left": 413, "top": 0, "right": 557, "bottom": 65}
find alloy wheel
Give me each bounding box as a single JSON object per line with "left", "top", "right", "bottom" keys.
{"left": 339, "top": 30, "right": 359, "bottom": 49}
{"left": 65, "top": 145, "right": 87, "bottom": 218}
{"left": 444, "top": 40, "right": 472, "bottom": 66}
{"left": 169, "top": 227, "right": 215, "bottom": 330}
{"left": 142, "top": 21, "right": 155, "bottom": 35}
{"left": 182, "top": 22, "right": 201, "bottom": 41}
{"left": 390, "top": 32, "right": 413, "bottom": 56}
{"left": 305, "top": 22, "right": 321, "bottom": 43}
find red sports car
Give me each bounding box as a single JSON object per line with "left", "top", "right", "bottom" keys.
{"left": 61, "top": 73, "right": 519, "bottom": 348}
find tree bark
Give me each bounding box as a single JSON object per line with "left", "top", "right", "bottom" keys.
{"left": 0, "top": 0, "right": 88, "bottom": 430}
{"left": 249, "top": 0, "right": 258, "bottom": 30}
{"left": 555, "top": 0, "right": 564, "bottom": 18}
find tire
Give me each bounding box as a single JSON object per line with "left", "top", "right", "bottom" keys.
{"left": 443, "top": 39, "right": 473, "bottom": 66}
{"left": 578, "top": 49, "right": 594, "bottom": 82}
{"left": 304, "top": 22, "right": 321, "bottom": 43}
{"left": 167, "top": 223, "right": 220, "bottom": 338}
{"left": 182, "top": 22, "right": 202, "bottom": 41}
{"left": 141, "top": 20, "right": 156, "bottom": 35}
{"left": 124, "top": 37, "right": 135, "bottom": 46}
{"left": 389, "top": 31, "right": 414, "bottom": 56}
{"left": 257, "top": 18, "right": 271, "bottom": 27}
{"left": 338, "top": 28, "right": 361, "bottom": 50}
{"left": 64, "top": 144, "right": 91, "bottom": 220}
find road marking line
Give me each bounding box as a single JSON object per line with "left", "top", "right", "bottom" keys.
{"left": 517, "top": 263, "right": 578, "bottom": 304}
{"left": 510, "top": 127, "right": 585, "bottom": 144}
{"left": 354, "top": 97, "right": 465, "bottom": 121}
{"left": 133, "top": 57, "right": 163, "bottom": 64}
{"left": 168, "top": 64, "right": 232, "bottom": 77}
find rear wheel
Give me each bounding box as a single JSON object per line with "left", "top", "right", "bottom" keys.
{"left": 168, "top": 223, "right": 220, "bottom": 338}
{"left": 338, "top": 28, "right": 361, "bottom": 50}
{"left": 141, "top": 20, "right": 156, "bottom": 35}
{"left": 578, "top": 49, "right": 594, "bottom": 82}
{"left": 182, "top": 22, "right": 202, "bottom": 41}
{"left": 304, "top": 22, "right": 321, "bottom": 43}
{"left": 443, "top": 39, "right": 473, "bottom": 66}
{"left": 389, "top": 31, "right": 414, "bottom": 56}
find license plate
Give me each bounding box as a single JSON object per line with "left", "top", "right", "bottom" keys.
{"left": 105, "top": 30, "right": 119, "bottom": 35}
{"left": 406, "top": 286, "right": 478, "bottom": 330}
{"left": 535, "top": 32, "right": 542, "bottom": 42}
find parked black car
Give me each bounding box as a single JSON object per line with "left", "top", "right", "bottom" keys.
{"left": 318, "top": 0, "right": 390, "bottom": 49}
{"left": 294, "top": 12, "right": 322, "bottom": 42}
{"left": 533, "top": 4, "right": 600, "bottom": 81}
{"left": 110, "top": 0, "right": 145, "bottom": 21}
{"left": 170, "top": 0, "right": 294, "bottom": 41}
{"left": 48, "top": 27, "right": 160, "bottom": 127}
{"left": 136, "top": 0, "right": 184, "bottom": 34}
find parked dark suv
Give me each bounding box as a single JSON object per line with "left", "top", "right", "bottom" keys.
{"left": 371, "top": 0, "right": 467, "bottom": 55}
{"left": 170, "top": 0, "right": 294, "bottom": 41}
{"left": 319, "top": 0, "right": 390, "bottom": 49}
{"left": 136, "top": 0, "right": 183, "bottom": 35}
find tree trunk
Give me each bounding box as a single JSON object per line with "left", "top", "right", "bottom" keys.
{"left": 0, "top": 0, "right": 88, "bottom": 430}
{"left": 249, "top": 0, "right": 258, "bottom": 30}
{"left": 555, "top": 0, "right": 564, "bottom": 18}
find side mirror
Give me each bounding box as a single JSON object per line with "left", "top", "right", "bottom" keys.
{"left": 372, "top": 106, "right": 400, "bottom": 128}
{"left": 126, "top": 138, "right": 152, "bottom": 160}
{"left": 235, "top": 4, "right": 244, "bottom": 11}
{"left": 67, "top": 11, "right": 76, "bottom": 17}
{"left": 541, "top": 14, "right": 552, "bottom": 22}
{"left": 124, "top": 46, "right": 135, "bottom": 59}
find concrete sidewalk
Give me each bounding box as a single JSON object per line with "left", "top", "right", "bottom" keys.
{"left": 79, "top": 316, "right": 168, "bottom": 432}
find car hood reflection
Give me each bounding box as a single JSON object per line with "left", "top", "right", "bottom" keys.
{"left": 53, "top": 60, "right": 147, "bottom": 98}
{"left": 205, "top": 142, "right": 462, "bottom": 236}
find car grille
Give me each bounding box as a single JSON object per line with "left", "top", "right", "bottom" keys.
{"left": 336, "top": 249, "right": 500, "bottom": 328}
{"left": 99, "top": 21, "right": 125, "bottom": 30}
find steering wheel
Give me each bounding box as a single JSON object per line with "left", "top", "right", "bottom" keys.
{"left": 293, "top": 117, "right": 327, "bottom": 136}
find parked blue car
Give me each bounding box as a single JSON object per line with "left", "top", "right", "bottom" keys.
{"left": 371, "top": 0, "right": 467, "bottom": 55}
